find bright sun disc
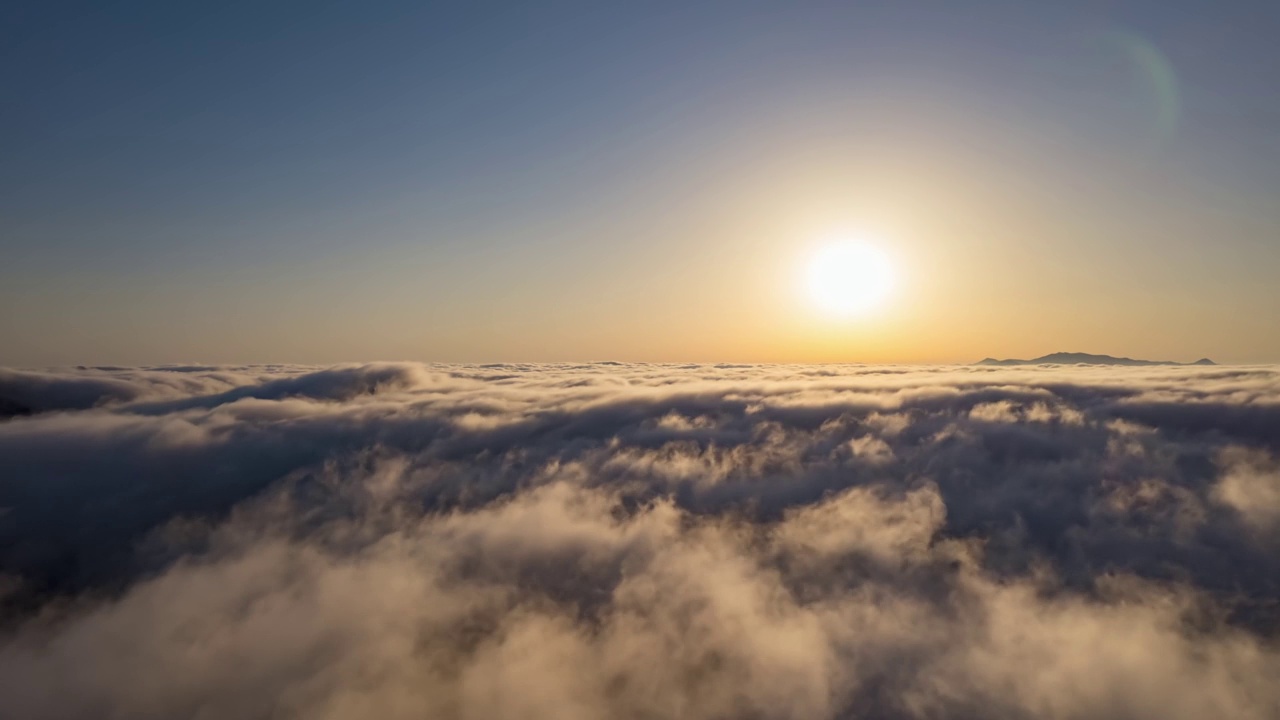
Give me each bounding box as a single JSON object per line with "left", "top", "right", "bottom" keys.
{"left": 806, "top": 241, "right": 895, "bottom": 317}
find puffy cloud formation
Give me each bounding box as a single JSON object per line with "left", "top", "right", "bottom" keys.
{"left": 2, "top": 361, "right": 1280, "bottom": 719}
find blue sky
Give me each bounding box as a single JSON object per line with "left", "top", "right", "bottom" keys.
{"left": 3, "top": 0, "right": 1278, "bottom": 364}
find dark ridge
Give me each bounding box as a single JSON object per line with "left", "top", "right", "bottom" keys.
{"left": 976, "top": 352, "right": 1216, "bottom": 367}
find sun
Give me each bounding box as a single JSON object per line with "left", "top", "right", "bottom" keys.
{"left": 806, "top": 240, "right": 895, "bottom": 317}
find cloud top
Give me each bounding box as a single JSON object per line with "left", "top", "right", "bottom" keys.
{"left": 2, "top": 362, "right": 1280, "bottom": 719}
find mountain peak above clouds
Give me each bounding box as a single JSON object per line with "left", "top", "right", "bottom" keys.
{"left": 976, "top": 352, "right": 1216, "bottom": 366}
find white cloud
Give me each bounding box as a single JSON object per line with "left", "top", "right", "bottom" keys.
{"left": 2, "top": 362, "right": 1280, "bottom": 718}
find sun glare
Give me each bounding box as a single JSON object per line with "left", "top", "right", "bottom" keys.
{"left": 806, "top": 240, "right": 895, "bottom": 317}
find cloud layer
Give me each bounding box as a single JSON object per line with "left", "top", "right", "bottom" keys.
{"left": 2, "top": 362, "right": 1280, "bottom": 719}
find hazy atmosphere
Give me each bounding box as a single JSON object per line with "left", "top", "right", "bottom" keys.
{"left": 4, "top": 2, "right": 1280, "bottom": 719}
{"left": 3, "top": 0, "right": 1280, "bottom": 364}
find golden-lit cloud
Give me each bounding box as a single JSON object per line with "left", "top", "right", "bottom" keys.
{"left": 2, "top": 362, "right": 1280, "bottom": 718}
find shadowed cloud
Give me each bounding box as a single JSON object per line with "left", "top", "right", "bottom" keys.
{"left": 1, "top": 362, "right": 1279, "bottom": 719}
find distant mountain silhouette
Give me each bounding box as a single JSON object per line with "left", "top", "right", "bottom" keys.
{"left": 976, "top": 352, "right": 1216, "bottom": 367}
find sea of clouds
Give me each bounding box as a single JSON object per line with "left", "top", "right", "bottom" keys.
{"left": 1, "top": 361, "right": 1280, "bottom": 719}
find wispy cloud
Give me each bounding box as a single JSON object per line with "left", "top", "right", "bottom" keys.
{"left": 1, "top": 362, "right": 1279, "bottom": 719}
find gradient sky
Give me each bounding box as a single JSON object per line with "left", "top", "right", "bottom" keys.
{"left": 3, "top": 0, "right": 1278, "bottom": 365}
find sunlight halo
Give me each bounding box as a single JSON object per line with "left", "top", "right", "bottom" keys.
{"left": 805, "top": 239, "right": 896, "bottom": 317}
